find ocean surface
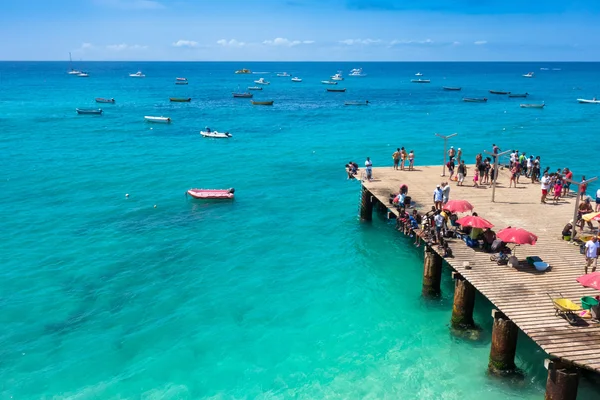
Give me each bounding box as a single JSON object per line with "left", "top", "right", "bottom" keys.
{"left": 1, "top": 61, "right": 600, "bottom": 399}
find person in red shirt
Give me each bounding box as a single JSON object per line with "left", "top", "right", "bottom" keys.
{"left": 562, "top": 168, "right": 573, "bottom": 197}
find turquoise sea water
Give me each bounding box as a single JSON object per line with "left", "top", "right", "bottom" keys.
{"left": 1, "top": 62, "right": 600, "bottom": 399}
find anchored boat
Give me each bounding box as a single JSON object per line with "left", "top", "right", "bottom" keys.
{"left": 291, "top": 77, "right": 302, "bottom": 82}
{"left": 327, "top": 88, "right": 346, "bottom": 92}
{"left": 170, "top": 97, "right": 191, "bottom": 102}
{"left": 95, "top": 98, "right": 115, "bottom": 103}
{"left": 276, "top": 72, "right": 290, "bottom": 77}
{"left": 345, "top": 100, "right": 369, "bottom": 106}
{"left": 76, "top": 108, "right": 103, "bottom": 115}
{"left": 176, "top": 77, "right": 187, "bottom": 81}
{"left": 200, "top": 128, "right": 232, "bottom": 138}
{"left": 129, "top": 71, "right": 145, "bottom": 78}
{"left": 234, "top": 68, "right": 251, "bottom": 74}
{"left": 443, "top": 87, "right": 462, "bottom": 91}
{"left": 248, "top": 86, "right": 262, "bottom": 91}
{"left": 520, "top": 103, "right": 545, "bottom": 108}
{"left": 463, "top": 97, "right": 488, "bottom": 103}
{"left": 411, "top": 79, "right": 430, "bottom": 83}
{"left": 251, "top": 100, "right": 274, "bottom": 105}
{"left": 321, "top": 80, "right": 338, "bottom": 85}
{"left": 144, "top": 116, "right": 171, "bottom": 123}
{"left": 187, "top": 188, "right": 235, "bottom": 199}
{"left": 578, "top": 98, "right": 600, "bottom": 104}
{"left": 233, "top": 92, "right": 253, "bottom": 98}
{"left": 175, "top": 81, "right": 188, "bottom": 85}
{"left": 523, "top": 72, "right": 534, "bottom": 78}
{"left": 489, "top": 90, "right": 510, "bottom": 95}
{"left": 508, "top": 93, "right": 529, "bottom": 98}
{"left": 254, "top": 78, "right": 270, "bottom": 85}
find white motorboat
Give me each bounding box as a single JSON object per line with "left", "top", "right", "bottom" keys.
{"left": 254, "top": 77, "right": 270, "bottom": 85}
{"left": 67, "top": 52, "right": 82, "bottom": 75}
{"left": 520, "top": 103, "right": 545, "bottom": 108}
{"left": 578, "top": 98, "right": 600, "bottom": 104}
{"left": 411, "top": 79, "right": 430, "bottom": 83}
{"left": 130, "top": 71, "right": 146, "bottom": 78}
{"left": 415, "top": 72, "right": 423, "bottom": 76}
{"left": 349, "top": 68, "right": 366, "bottom": 77}
{"left": 321, "top": 80, "right": 338, "bottom": 85}
{"left": 291, "top": 77, "right": 302, "bottom": 82}
{"left": 144, "top": 116, "right": 171, "bottom": 123}
{"left": 331, "top": 72, "right": 344, "bottom": 81}
{"left": 248, "top": 86, "right": 263, "bottom": 90}
{"left": 522, "top": 72, "right": 534, "bottom": 78}
{"left": 200, "top": 129, "right": 232, "bottom": 138}
{"left": 77, "top": 72, "right": 89, "bottom": 77}
{"left": 176, "top": 77, "right": 187, "bottom": 81}
{"left": 276, "top": 72, "right": 290, "bottom": 77}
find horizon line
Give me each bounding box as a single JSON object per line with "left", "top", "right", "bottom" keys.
{"left": 0, "top": 60, "right": 597, "bottom": 63}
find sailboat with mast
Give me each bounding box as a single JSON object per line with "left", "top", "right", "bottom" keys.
{"left": 67, "top": 52, "right": 82, "bottom": 75}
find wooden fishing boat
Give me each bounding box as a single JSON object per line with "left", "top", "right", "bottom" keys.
{"left": 175, "top": 81, "right": 188, "bottom": 85}
{"left": 327, "top": 88, "right": 346, "bottom": 92}
{"left": 170, "top": 97, "right": 191, "bottom": 102}
{"left": 187, "top": 188, "right": 235, "bottom": 199}
{"left": 144, "top": 116, "right": 171, "bottom": 123}
{"left": 176, "top": 77, "right": 187, "bottom": 81}
{"left": 95, "top": 98, "right": 115, "bottom": 103}
{"left": 489, "top": 90, "right": 510, "bottom": 95}
{"left": 443, "top": 87, "right": 462, "bottom": 91}
{"left": 344, "top": 101, "right": 369, "bottom": 106}
{"left": 251, "top": 100, "right": 274, "bottom": 105}
{"left": 248, "top": 86, "right": 262, "bottom": 90}
{"left": 462, "top": 97, "right": 487, "bottom": 103}
{"left": 508, "top": 93, "right": 529, "bottom": 98}
{"left": 578, "top": 98, "right": 600, "bottom": 104}
{"left": 76, "top": 108, "right": 103, "bottom": 115}
{"left": 520, "top": 103, "right": 545, "bottom": 108}
{"left": 233, "top": 92, "right": 253, "bottom": 98}
{"left": 411, "top": 79, "right": 430, "bottom": 83}
{"left": 321, "top": 80, "right": 338, "bottom": 85}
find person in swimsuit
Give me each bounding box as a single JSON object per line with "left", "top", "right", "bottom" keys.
{"left": 392, "top": 148, "right": 401, "bottom": 170}
{"left": 408, "top": 150, "right": 415, "bottom": 171}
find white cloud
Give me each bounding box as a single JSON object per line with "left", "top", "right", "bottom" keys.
{"left": 216, "top": 39, "right": 246, "bottom": 47}
{"left": 474, "top": 40, "right": 488, "bottom": 45}
{"left": 106, "top": 43, "right": 148, "bottom": 51}
{"left": 173, "top": 40, "right": 198, "bottom": 48}
{"left": 390, "top": 39, "right": 433, "bottom": 45}
{"left": 94, "top": 0, "right": 165, "bottom": 9}
{"left": 81, "top": 42, "right": 93, "bottom": 49}
{"left": 262, "top": 38, "right": 314, "bottom": 47}
{"left": 339, "top": 38, "right": 382, "bottom": 45}
{"left": 453, "top": 41, "right": 461, "bottom": 46}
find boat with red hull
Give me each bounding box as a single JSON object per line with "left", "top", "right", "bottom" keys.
{"left": 187, "top": 188, "right": 235, "bottom": 199}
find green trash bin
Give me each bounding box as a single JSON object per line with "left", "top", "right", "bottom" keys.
{"left": 581, "top": 296, "right": 599, "bottom": 310}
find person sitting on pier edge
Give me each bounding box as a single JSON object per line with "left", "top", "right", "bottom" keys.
{"left": 346, "top": 161, "right": 358, "bottom": 179}
{"left": 482, "top": 228, "right": 497, "bottom": 252}
{"left": 433, "top": 184, "right": 443, "bottom": 210}
{"left": 577, "top": 198, "right": 595, "bottom": 231}
{"left": 392, "top": 192, "right": 406, "bottom": 213}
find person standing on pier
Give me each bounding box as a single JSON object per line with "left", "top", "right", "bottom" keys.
{"left": 456, "top": 148, "right": 462, "bottom": 164}
{"left": 365, "top": 157, "right": 373, "bottom": 181}
{"left": 580, "top": 176, "right": 588, "bottom": 200}
{"left": 401, "top": 147, "right": 408, "bottom": 171}
{"left": 457, "top": 160, "right": 467, "bottom": 186}
{"left": 540, "top": 171, "right": 550, "bottom": 203}
{"left": 442, "top": 182, "right": 450, "bottom": 205}
{"left": 584, "top": 236, "right": 599, "bottom": 274}
{"left": 408, "top": 150, "right": 415, "bottom": 171}
{"left": 448, "top": 146, "right": 456, "bottom": 160}
{"left": 447, "top": 157, "right": 456, "bottom": 181}
{"left": 562, "top": 168, "right": 573, "bottom": 196}
{"left": 433, "top": 184, "right": 443, "bottom": 210}
{"left": 392, "top": 148, "right": 401, "bottom": 170}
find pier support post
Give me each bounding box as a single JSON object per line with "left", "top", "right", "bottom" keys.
{"left": 544, "top": 359, "right": 579, "bottom": 400}
{"left": 488, "top": 310, "right": 518, "bottom": 375}
{"left": 451, "top": 272, "right": 476, "bottom": 329}
{"left": 422, "top": 245, "right": 443, "bottom": 297}
{"left": 360, "top": 187, "right": 373, "bottom": 221}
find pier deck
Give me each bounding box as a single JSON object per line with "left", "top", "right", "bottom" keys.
{"left": 361, "top": 166, "right": 600, "bottom": 373}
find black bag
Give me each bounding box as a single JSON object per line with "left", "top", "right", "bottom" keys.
{"left": 580, "top": 244, "right": 586, "bottom": 255}
{"left": 444, "top": 230, "right": 455, "bottom": 238}
{"left": 491, "top": 239, "right": 505, "bottom": 252}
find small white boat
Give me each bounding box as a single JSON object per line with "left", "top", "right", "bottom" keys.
{"left": 522, "top": 72, "right": 534, "bottom": 78}
{"left": 176, "top": 77, "right": 187, "bottom": 81}
{"left": 411, "top": 79, "right": 430, "bottom": 83}
{"left": 520, "top": 103, "right": 545, "bottom": 108}
{"left": 77, "top": 72, "right": 89, "bottom": 77}
{"left": 577, "top": 98, "right": 600, "bottom": 104}
{"left": 144, "top": 116, "right": 171, "bottom": 123}
{"left": 200, "top": 129, "right": 232, "bottom": 138}
{"left": 291, "top": 77, "right": 302, "bottom": 82}
{"left": 321, "top": 80, "right": 338, "bottom": 85}
{"left": 349, "top": 68, "right": 366, "bottom": 77}
{"left": 331, "top": 73, "right": 344, "bottom": 81}
{"left": 248, "top": 86, "right": 263, "bottom": 91}
{"left": 276, "top": 72, "right": 290, "bottom": 77}
{"left": 254, "top": 77, "right": 270, "bottom": 85}
{"left": 67, "top": 52, "right": 82, "bottom": 75}
{"left": 415, "top": 72, "right": 423, "bottom": 76}
{"left": 130, "top": 71, "right": 145, "bottom": 78}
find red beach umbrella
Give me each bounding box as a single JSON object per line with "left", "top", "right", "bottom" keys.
{"left": 456, "top": 215, "right": 494, "bottom": 229}
{"left": 497, "top": 227, "right": 538, "bottom": 245}
{"left": 443, "top": 199, "right": 474, "bottom": 213}
{"left": 576, "top": 272, "right": 600, "bottom": 290}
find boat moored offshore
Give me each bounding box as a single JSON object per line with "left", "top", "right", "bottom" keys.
{"left": 577, "top": 98, "right": 600, "bottom": 104}
{"left": 235, "top": 68, "right": 251, "bottom": 74}
{"left": 187, "top": 188, "right": 235, "bottom": 199}
{"left": 144, "top": 116, "right": 171, "bottom": 123}
{"left": 463, "top": 97, "right": 488, "bottom": 103}
{"left": 520, "top": 103, "right": 545, "bottom": 108}
{"left": 411, "top": 79, "right": 430, "bottom": 83}
{"left": 291, "top": 77, "right": 302, "bottom": 82}
{"left": 169, "top": 97, "right": 191, "bottom": 102}
{"left": 129, "top": 71, "right": 145, "bottom": 78}
{"left": 200, "top": 128, "right": 232, "bottom": 138}
{"left": 331, "top": 72, "right": 344, "bottom": 81}
{"left": 254, "top": 78, "right": 270, "bottom": 85}
{"left": 76, "top": 108, "right": 103, "bottom": 115}
{"left": 95, "top": 98, "right": 115, "bottom": 103}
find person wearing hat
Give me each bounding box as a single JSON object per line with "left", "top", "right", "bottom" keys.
{"left": 448, "top": 146, "right": 456, "bottom": 159}
{"left": 433, "top": 184, "right": 443, "bottom": 210}
{"left": 562, "top": 220, "right": 575, "bottom": 241}
{"left": 456, "top": 147, "right": 462, "bottom": 164}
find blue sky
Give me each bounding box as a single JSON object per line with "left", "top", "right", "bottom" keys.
{"left": 1, "top": 0, "right": 599, "bottom": 61}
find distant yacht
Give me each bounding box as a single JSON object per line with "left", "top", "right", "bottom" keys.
{"left": 415, "top": 72, "right": 423, "bottom": 76}
{"left": 331, "top": 72, "right": 344, "bottom": 81}
{"left": 129, "top": 71, "right": 145, "bottom": 78}
{"left": 349, "top": 68, "right": 366, "bottom": 77}
{"left": 276, "top": 72, "right": 291, "bottom": 77}
{"left": 291, "top": 77, "right": 302, "bottom": 82}
{"left": 76, "top": 72, "right": 89, "bottom": 77}
{"left": 522, "top": 72, "right": 534, "bottom": 78}
{"left": 254, "top": 77, "right": 270, "bottom": 85}
{"left": 67, "top": 52, "right": 82, "bottom": 75}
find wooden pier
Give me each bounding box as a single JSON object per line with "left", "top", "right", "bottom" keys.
{"left": 357, "top": 165, "right": 599, "bottom": 398}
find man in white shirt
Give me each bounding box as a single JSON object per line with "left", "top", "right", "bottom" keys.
{"left": 585, "top": 237, "right": 599, "bottom": 274}
{"left": 442, "top": 182, "right": 450, "bottom": 204}
{"left": 365, "top": 157, "right": 373, "bottom": 181}
{"left": 433, "top": 185, "right": 443, "bottom": 210}
{"left": 540, "top": 171, "right": 550, "bottom": 203}
{"left": 434, "top": 211, "right": 445, "bottom": 244}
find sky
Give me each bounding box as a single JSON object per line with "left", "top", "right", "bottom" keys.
{"left": 1, "top": 0, "right": 599, "bottom": 61}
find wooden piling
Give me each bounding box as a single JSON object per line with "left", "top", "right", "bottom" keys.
{"left": 360, "top": 186, "right": 373, "bottom": 221}
{"left": 451, "top": 272, "right": 476, "bottom": 329}
{"left": 488, "top": 310, "right": 518, "bottom": 374}
{"left": 544, "top": 360, "right": 579, "bottom": 400}
{"left": 422, "top": 245, "right": 443, "bottom": 297}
